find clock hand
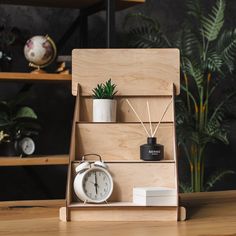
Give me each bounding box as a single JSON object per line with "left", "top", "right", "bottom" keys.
{"left": 94, "top": 172, "right": 98, "bottom": 194}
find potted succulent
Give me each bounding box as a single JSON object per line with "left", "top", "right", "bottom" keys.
{"left": 92, "top": 79, "right": 118, "bottom": 122}
{"left": 0, "top": 92, "right": 40, "bottom": 156}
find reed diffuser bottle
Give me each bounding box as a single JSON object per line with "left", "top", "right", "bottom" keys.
{"left": 140, "top": 137, "right": 164, "bottom": 161}
{"left": 126, "top": 99, "right": 172, "bottom": 162}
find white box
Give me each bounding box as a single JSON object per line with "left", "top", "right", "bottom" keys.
{"left": 133, "top": 187, "right": 177, "bottom": 206}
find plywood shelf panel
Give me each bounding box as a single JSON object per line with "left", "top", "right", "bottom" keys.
{"left": 0, "top": 72, "right": 71, "bottom": 81}
{"left": 72, "top": 162, "right": 177, "bottom": 202}
{"left": 60, "top": 206, "right": 178, "bottom": 221}
{"left": 69, "top": 201, "right": 177, "bottom": 208}
{"left": 75, "top": 123, "right": 174, "bottom": 161}
{"left": 72, "top": 49, "right": 180, "bottom": 96}
{"left": 72, "top": 160, "right": 175, "bottom": 163}
{"left": 80, "top": 96, "right": 174, "bottom": 122}
{"left": 0, "top": 155, "right": 69, "bottom": 166}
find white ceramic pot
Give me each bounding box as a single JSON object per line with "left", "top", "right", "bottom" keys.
{"left": 93, "top": 99, "right": 117, "bottom": 122}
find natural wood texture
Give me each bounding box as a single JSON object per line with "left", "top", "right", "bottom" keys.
{"left": 76, "top": 123, "right": 174, "bottom": 160}
{"left": 67, "top": 49, "right": 180, "bottom": 221}
{"left": 60, "top": 206, "right": 178, "bottom": 221}
{"left": 72, "top": 49, "right": 180, "bottom": 96}
{"left": 0, "top": 199, "right": 65, "bottom": 207}
{"left": 1, "top": 0, "right": 144, "bottom": 9}
{"left": 0, "top": 155, "right": 69, "bottom": 166}
{"left": 1, "top": 192, "right": 236, "bottom": 235}
{"left": 80, "top": 96, "right": 174, "bottom": 122}
{"left": 180, "top": 190, "right": 236, "bottom": 207}
{"left": 72, "top": 162, "right": 177, "bottom": 202}
{"left": 0, "top": 72, "right": 71, "bottom": 81}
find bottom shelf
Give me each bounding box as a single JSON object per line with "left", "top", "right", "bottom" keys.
{"left": 60, "top": 204, "right": 179, "bottom": 222}
{"left": 69, "top": 201, "right": 178, "bottom": 208}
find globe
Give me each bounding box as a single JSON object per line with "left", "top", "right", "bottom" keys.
{"left": 24, "top": 35, "right": 57, "bottom": 70}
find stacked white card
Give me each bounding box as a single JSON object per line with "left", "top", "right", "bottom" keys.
{"left": 133, "top": 187, "right": 177, "bottom": 206}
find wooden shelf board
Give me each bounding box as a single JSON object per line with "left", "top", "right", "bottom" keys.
{"left": 0, "top": 155, "right": 69, "bottom": 166}
{"left": 1, "top": 0, "right": 145, "bottom": 10}
{"left": 0, "top": 199, "right": 65, "bottom": 208}
{"left": 73, "top": 160, "right": 175, "bottom": 163}
{"left": 69, "top": 201, "right": 177, "bottom": 208}
{"left": 0, "top": 72, "right": 71, "bottom": 81}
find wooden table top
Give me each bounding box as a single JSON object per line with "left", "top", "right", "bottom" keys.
{"left": 1, "top": 0, "right": 145, "bottom": 10}
{"left": 0, "top": 191, "right": 236, "bottom": 236}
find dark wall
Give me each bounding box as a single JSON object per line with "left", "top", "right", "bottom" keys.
{"left": 0, "top": 0, "right": 236, "bottom": 200}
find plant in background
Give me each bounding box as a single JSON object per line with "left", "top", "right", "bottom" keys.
{"left": 125, "top": 0, "right": 236, "bottom": 192}
{"left": 92, "top": 79, "right": 118, "bottom": 99}
{"left": 0, "top": 92, "right": 40, "bottom": 144}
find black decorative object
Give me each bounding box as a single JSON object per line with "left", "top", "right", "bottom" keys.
{"left": 140, "top": 137, "right": 164, "bottom": 161}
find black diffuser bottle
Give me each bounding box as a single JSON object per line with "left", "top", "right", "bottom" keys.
{"left": 140, "top": 137, "right": 164, "bottom": 161}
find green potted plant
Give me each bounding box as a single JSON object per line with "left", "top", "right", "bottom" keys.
{"left": 0, "top": 92, "right": 40, "bottom": 156}
{"left": 92, "top": 79, "right": 118, "bottom": 122}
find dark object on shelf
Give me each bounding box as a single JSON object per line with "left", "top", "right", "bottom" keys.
{"left": 0, "top": 51, "right": 12, "bottom": 72}
{"left": 140, "top": 137, "right": 164, "bottom": 161}
{"left": 0, "top": 142, "right": 17, "bottom": 156}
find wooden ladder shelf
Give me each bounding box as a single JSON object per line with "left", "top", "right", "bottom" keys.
{"left": 60, "top": 48, "right": 184, "bottom": 221}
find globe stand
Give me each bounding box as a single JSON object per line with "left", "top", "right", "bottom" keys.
{"left": 29, "top": 64, "right": 47, "bottom": 74}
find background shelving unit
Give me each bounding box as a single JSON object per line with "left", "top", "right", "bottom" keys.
{"left": 0, "top": 72, "right": 71, "bottom": 204}
{"left": 60, "top": 48, "right": 181, "bottom": 221}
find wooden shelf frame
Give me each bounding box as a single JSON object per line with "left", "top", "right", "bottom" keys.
{"left": 0, "top": 72, "right": 71, "bottom": 81}
{"left": 63, "top": 49, "right": 180, "bottom": 222}
{"left": 0, "top": 155, "right": 69, "bottom": 166}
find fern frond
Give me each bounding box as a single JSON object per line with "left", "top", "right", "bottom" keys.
{"left": 201, "top": 0, "right": 225, "bottom": 42}
{"left": 204, "top": 170, "right": 235, "bottom": 191}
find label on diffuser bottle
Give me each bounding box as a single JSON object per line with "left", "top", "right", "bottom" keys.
{"left": 149, "top": 150, "right": 161, "bottom": 155}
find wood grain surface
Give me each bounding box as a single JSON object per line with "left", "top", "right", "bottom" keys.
{"left": 0, "top": 191, "right": 236, "bottom": 236}
{"left": 72, "top": 49, "right": 180, "bottom": 96}
{"left": 80, "top": 96, "right": 174, "bottom": 122}
{"left": 72, "top": 162, "right": 177, "bottom": 202}
{"left": 76, "top": 123, "right": 174, "bottom": 160}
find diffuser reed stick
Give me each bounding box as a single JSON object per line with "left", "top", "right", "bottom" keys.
{"left": 152, "top": 98, "right": 173, "bottom": 137}
{"left": 126, "top": 99, "right": 150, "bottom": 136}
{"left": 147, "top": 101, "right": 153, "bottom": 136}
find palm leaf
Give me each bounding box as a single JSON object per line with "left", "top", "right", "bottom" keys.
{"left": 124, "top": 13, "right": 170, "bottom": 48}
{"left": 179, "top": 182, "right": 193, "bottom": 193}
{"left": 186, "top": 0, "right": 203, "bottom": 19}
{"left": 175, "top": 27, "right": 201, "bottom": 58}
{"left": 204, "top": 170, "right": 235, "bottom": 191}
{"left": 182, "top": 57, "right": 204, "bottom": 90}
{"left": 205, "top": 50, "right": 223, "bottom": 73}
{"left": 201, "top": 0, "right": 225, "bottom": 42}
{"left": 217, "top": 29, "right": 236, "bottom": 72}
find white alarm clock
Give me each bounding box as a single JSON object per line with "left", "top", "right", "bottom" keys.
{"left": 73, "top": 154, "right": 113, "bottom": 204}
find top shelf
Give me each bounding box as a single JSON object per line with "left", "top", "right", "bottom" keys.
{"left": 1, "top": 0, "right": 144, "bottom": 10}
{"left": 0, "top": 72, "right": 71, "bottom": 82}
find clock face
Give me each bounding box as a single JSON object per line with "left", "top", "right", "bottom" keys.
{"left": 20, "top": 137, "right": 35, "bottom": 155}
{"left": 82, "top": 168, "right": 113, "bottom": 202}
